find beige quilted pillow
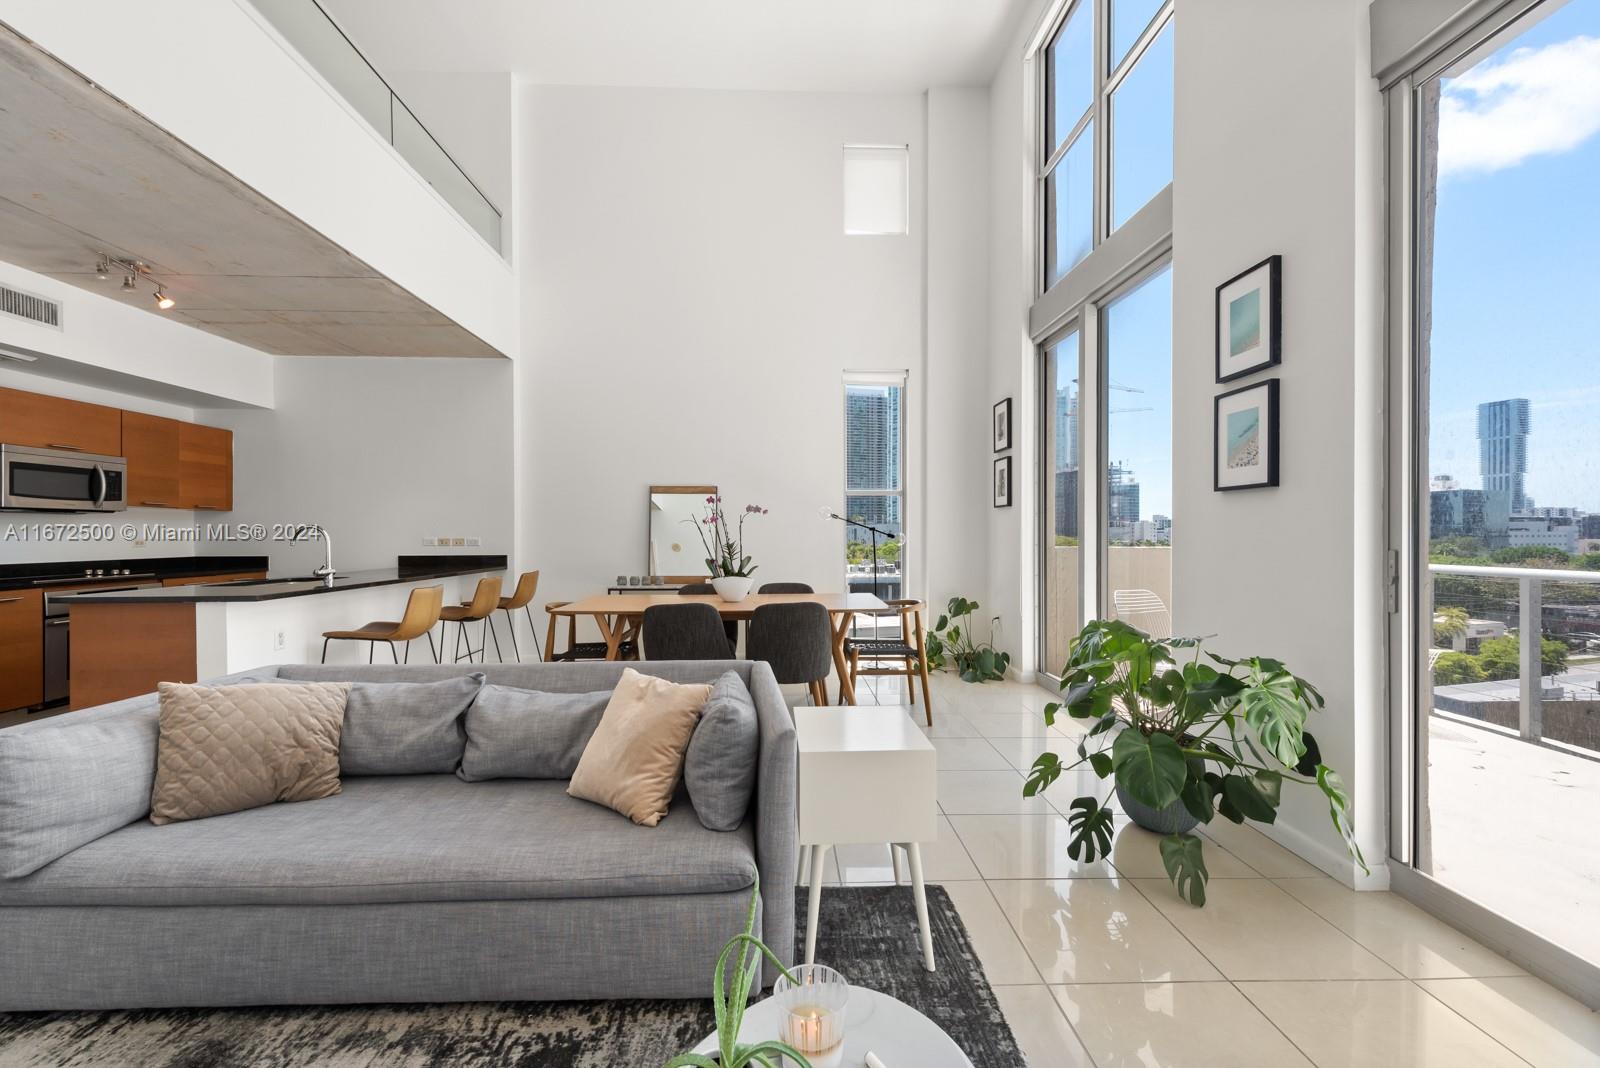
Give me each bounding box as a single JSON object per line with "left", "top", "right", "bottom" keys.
{"left": 150, "top": 681, "right": 350, "bottom": 826}
{"left": 568, "top": 668, "right": 712, "bottom": 826}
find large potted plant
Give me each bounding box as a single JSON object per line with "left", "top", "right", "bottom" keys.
{"left": 1024, "top": 619, "right": 1365, "bottom": 906}
{"left": 686, "top": 496, "right": 768, "bottom": 603}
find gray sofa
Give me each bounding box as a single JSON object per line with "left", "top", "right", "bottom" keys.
{"left": 0, "top": 660, "right": 796, "bottom": 1010}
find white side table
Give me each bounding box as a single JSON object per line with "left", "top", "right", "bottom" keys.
{"left": 692, "top": 985, "right": 973, "bottom": 1065}
{"left": 797, "top": 705, "right": 938, "bottom": 971}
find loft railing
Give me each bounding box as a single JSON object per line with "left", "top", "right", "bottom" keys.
{"left": 248, "top": 0, "right": 503, "bottom": 252}
{"left": 1429, "top": 562, "right": 1600, "bottom": 757}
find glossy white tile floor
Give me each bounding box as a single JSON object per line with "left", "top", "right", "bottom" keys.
{"left": 825, "top": 673, "right": 1600, "bottom": 1068}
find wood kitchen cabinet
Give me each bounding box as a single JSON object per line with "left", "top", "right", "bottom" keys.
{"left": 0, "top": 589, "right": 43, "bottom": 713}
{"left": 121, "top": 411, "right": 182, "bottom": 508}
{"left": 178, "top": 422, "right": 232, "bottom": 511}
{"left": 0, "top": 387, "right": 121, "bottom": 456}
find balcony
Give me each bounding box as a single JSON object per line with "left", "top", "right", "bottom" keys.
{"left": 249, "top": 0, "right": 502, "bottom": 252}
{"left": 1425, "top": 563, "right": 1600, "bottom": 967}
{"left": 1043, "top": 544, "right": 1172, "bottom": 672}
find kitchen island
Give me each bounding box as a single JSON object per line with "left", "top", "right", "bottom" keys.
{"left": 56, "top": 555, "right": 506, "bottom": 709}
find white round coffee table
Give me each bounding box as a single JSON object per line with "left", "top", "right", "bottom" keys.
{"left": 692, "top": 985, "right": 973, "bottom": 1066}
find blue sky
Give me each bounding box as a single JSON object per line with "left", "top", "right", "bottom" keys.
{"left": 1429, "top": 0, "right": 1600, "bottom": 512}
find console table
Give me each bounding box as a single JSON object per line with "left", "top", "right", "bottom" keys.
{"left": 797, "top": 705, "right": 938, "bottom": 971}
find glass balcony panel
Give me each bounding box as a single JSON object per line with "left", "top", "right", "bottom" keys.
{"left": 252, "top": 0, "right": 392, "bottom": 137}
{"left": 392, "top": 102, "right": 502, "bottom": 249}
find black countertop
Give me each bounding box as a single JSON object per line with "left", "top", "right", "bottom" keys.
{"left": 51, "top": 555, "right": 507, "bottom": 604}
{"left": 0, "top": 555, "right": 270, "bottom": 592}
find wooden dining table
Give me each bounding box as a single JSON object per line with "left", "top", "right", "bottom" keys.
{"left": 546, "top": 592, "right": 889, "bottom": 705}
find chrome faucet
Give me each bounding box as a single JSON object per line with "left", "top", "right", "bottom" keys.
{"left": 290, "top": 523, "right": 336, "bottom": 580}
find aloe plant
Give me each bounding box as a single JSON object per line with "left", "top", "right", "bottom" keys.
{"left": 664, "top": 875, "right": 810, "bottom": 1068}
{"left": 1023, "top": 619, "right": 1366, "bottom": 906}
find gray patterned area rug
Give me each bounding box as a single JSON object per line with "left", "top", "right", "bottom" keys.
{"left": 0, "top": 886, "right": 1023, "bottom": 1068}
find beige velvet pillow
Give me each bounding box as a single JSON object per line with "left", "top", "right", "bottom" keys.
{"left": 568, "top": 668, "right": 713, "bottom": 826}
{"left": 150, "top": 681, "right": 350, "bottom": 826}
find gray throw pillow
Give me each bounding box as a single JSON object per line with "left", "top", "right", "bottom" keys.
{"left": 683, "top": 671, "right": 760, "bottom": 831}
{"left": 236, "top": 673, "right": 483, "bottom": 775}
{"left": 458, "top": 685, "right": 611, "bottom": 782}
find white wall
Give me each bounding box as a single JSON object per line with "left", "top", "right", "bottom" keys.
{"left": 517, "top": 85, "right": 932, "bottom": 607}
{"left": 986, "top": 2, "right": 1045, "bottom": 676}
{"left": 924, "top": 87, "right": 994, "bottom": 622}
{"left": 207, "top": 357, "right": 515, "bottom": 574}
{"left": 0, "top": 0, "right": 517, "bottom": 356}
{"left": 0, "top": 261, "right": 273, "bottom": 408}
{"left": 1170, "top": 0, "right": 1386, "bottom": 884}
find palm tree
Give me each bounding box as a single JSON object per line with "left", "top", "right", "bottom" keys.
{"left": 1433, "top": 606, "right": 1469, "bottom": 647}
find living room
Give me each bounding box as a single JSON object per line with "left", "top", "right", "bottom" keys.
{"left": 0, "top": 0, "right": 1596, "bottom": 1064}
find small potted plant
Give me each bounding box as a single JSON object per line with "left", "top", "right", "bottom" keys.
{"left": 1024, "top": 619, "right": 1365, "bottom": 906}
{"left": 665, "top": 877, "right": 810, "bottom": 1068}
{"left": 924, "top": 596, "right": 1011, "bottom": 682}
{"left": 686, "top": 496, "right": 768, "bottom": 603}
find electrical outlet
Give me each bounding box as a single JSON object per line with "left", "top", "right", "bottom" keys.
{"left": 451, "top": 537, "right": 466, "bottom": 547}
{"left": 466, "top": 537, "right": 482, "bottom": 547}
{"left": 421, "top": 537, "right": 437, "bottom": 547}
{"left": 273, "top": 630, "right": 286, "bottom": 652}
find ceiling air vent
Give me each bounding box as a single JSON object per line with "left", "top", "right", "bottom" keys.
{"left": 0, "top": 283, "right": 63, "bottom": 330}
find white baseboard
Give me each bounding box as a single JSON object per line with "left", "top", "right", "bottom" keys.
{"left": 1262, "top": 819, "right": 1390, "bottom": 890}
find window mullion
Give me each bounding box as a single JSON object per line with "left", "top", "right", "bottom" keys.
{"left": 1041, "top": 103, "right": 1096, "bottom": 178}
{"left": 1092, "top": 0, "right": 1110, "bottom": 249}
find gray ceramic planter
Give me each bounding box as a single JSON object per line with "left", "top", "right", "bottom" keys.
{"left": 1117, "top": 781, "right": 1200, "bottom": 835}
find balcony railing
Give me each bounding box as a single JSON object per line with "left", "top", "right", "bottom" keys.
{"left": 1429, "top": 563, "right": 1600, "bottom": 757}
{"left": 249, "top": 0, "right": 503, "bottom": 251}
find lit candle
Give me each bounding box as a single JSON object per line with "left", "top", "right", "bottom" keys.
{"left": 784, "top": 1003, "right": 843, "bottom": 1068}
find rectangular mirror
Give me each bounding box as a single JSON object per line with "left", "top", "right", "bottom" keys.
{"left": 648, "top": 485, "right": 717, "bottom": 584}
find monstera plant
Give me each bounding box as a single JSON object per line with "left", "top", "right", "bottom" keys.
{"left": 1023, "top": 619, "right": 1365, "bottom": 906}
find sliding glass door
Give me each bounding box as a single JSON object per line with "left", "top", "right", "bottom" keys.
{"left": 1392, "top": 0, "right": 1600, "bottom": 984}
{"left": 1040, "top": 327, "right": 1083, "bottom": 674}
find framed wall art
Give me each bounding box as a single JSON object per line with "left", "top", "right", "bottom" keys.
{"left": 1214, "top": 379, "right": 1279, "bottom": 490}
{"left": 1215, "top": 254, "right": 1281, "bottom": 382}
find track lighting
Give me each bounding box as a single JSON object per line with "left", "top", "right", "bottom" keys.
{"left": 95, "top": 254, "right": 173, "bottom": 310}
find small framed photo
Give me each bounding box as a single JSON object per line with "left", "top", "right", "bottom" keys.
{"left": 993, "top": 456, "right": 1013, "bottom": 507}
{"left": 993, "top": 398, "right": 1013, "bottom": 452}
{"left": 1214, "top": 379, "right": 1279, "bottom": 491}
{"left": 1215, "top": 254, "right": 1281, "bottom": 382}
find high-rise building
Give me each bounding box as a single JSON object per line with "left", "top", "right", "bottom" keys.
{"left": 1430, "top": 488, "right": 1486, "bottom": 539}
{"left": 1477, "top": 398, "right": 1530, "bottom": 514}
{"left": 1054, "top": 468, "right": 1079, "bottom": 540}
{"left": 1107, "top": 462, "right": 1140, "bottom": 527}
{"left": 1054, "top": 387, "right": 1078, "bottom": 472}
{"left": 845, "top": 385, "right": 901, "bottom": 531}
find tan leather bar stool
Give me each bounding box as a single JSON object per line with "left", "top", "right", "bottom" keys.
{"left": 492, "top": 570, "right": 540, "bottom": 662}
{"left": 441, "top": 576, "right": 505, "bottom": 663}
{"left": 321, "top": 585, "right": 444, "bottom": 664}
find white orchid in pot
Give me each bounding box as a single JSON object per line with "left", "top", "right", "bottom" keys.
{"left": 1024, "top": 619, "right": 1366, "bottom": 906}
{"left": 686, "top": 495, "right": 768, "bottom": 603}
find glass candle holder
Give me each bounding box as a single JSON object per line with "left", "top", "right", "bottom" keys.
{"left": 773, "top": 964, "right": 850, "bottom": 1068}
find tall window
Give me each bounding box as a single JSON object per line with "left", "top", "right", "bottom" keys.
{"left": 1034, "top": 0, "right": 1174, "bottom": 679}
{"left": 1395, "top": 0, "right": 1600, "bottom": 978}
{"left": 843, "top": 377, "right": 905, "bottom": 603}
{"left": 1040, "top": 0, "right": 1174, "bottom": 290}
{"left": 1103, "top": 264, "right": 1173, "bottom": 633}
{"left": 1041, "top": 328, "right": 1083, "bottom": 669}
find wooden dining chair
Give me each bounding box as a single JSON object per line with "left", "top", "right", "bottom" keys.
{"left": 844, "top": 598, "right": 934, "bottom": 724}
{"left": 321, "top": 584, "right": 444, "bottom": 664}
{"left": 441, "top": 576, "right": 504, "bottom": 663}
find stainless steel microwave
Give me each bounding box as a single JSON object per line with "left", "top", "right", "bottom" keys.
{"left": 0, "top": 444, "right": 127, "bottom": 512}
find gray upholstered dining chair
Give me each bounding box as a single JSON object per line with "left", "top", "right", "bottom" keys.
{"left": 757, "top": 582, "right": 814, "bottom": 594}
{"left": 642, "top": 602, "right": 736, "bottom": 660}
{"left": 678, "top": 582, "right": 740, "bottom": 649}
{"left": 747, "top": 602, "right": 833, "bottom": 705}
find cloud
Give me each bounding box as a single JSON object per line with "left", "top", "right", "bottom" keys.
{"left": 1438, "top": 34, "right": 1600, "bottom": 177}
